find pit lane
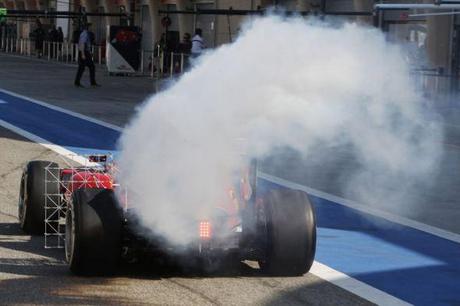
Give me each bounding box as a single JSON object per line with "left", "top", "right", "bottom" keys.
{"left": 0, "top": 54, "right": 459, "bottom": 305}
{"left": 0, "top": 126, "right": 370, "bottom": 305}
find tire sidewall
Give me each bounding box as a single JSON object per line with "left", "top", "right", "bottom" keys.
{"left": 261, "top": 189, "right": 316, "bottom": 276}
{"left": 67, "top": 188, "right": 122, "bottom": 275}
{"left": 19, "top": 161, "right": 59, "bottom": 234}
{"left": 18, "top": 170, "right": 27, "bottom": 228}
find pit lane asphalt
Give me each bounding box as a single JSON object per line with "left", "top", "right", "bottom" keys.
{"left": 1, "top": 53, "right": 460, "bottom": 305}
{"left": 1, "top": 54, "right": 459, "bottom": 234}
{"left": 0, "top": 128, "right": 371, "bottom": 305}
{"left": 0, "top": 55, "right": 373, "bottom": 305}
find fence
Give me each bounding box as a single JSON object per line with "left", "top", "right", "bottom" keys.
{"left": 3, "top": 36, "right": 460, "bottom": 91}
{"left": 0, "top": 35, "right": 192, "bottom": 79}
{"left": 0, "top": 36, "right": 106, "bottom": 65}
{"left": 140, "top": 49, "right": 191, "bottom": 78}
{"left": 412, "top": 70, "right": 460, "bottom": 109}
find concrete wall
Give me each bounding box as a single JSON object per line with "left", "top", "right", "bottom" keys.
{"left": 3, "top": 0, "right": 15, "bottom": 9}
{"left": 426, "top": 15, "right": 453, "bottom": 73}
{"left": 24, "top": 0, "right": 39, "bottom": 10}
{"left": 56, "top": 0, "right": 70, "bottom": 39}
{"left": 101, "top": 0, "right": 120, "bottom": 27}
{"left": 176, "top": 0, "right": 193, "bottom": 39}
{"left": 3, "top": 0, "right": 457, "bottom": 74}
{"left": 352, "top": 0, "right": 373, "bottom": 24}
{"left": 81, "top": 0, "right": 98, "bottom": 26}
{"left": 214, "top": 0, "right": 255, "bottom": 46}
{"left": 149, "top": 0, "right": 162, "bottom": 45}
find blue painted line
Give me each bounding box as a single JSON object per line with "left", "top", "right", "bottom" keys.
{"left": 259, "top": 180, "right": 460, "bottom": 305}
{"left": 1, "top": 90, "right": 460, "bottom": 305}
{"left": 315, "top": 195, "right": 460, "bottom": 306}
{"left": 0, "top": 91, "right": 119, "bottom": 152}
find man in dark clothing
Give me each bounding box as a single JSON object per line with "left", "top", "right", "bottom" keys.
{"left": 49, "top": 25, "right": 58, "bottom": 58}
{"left": 74, "top": 24, "right": 99, "bottom": 87}
{"left": 179, "top": 33, "right": 192, "bottom": 54}
{"left": 178, "top": 33, "right": 192, "bottom": 71}
{"left": 49, "top": 25, "right": 58, "bottom": 41}
{"left": 34, "top": 20, "right": 45, "bottom": 58}
{"left": 57, "top": 27, "right": 64, "bottom": 43}
{"left": 57, "top": 27, "right": 64, "bottom": 57}
{"left": 88, "top": 30, "right": 95, "bottom": 46}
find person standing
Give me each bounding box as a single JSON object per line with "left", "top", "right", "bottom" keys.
{"left": 191, "top": 28, "right": 205, "bottom": 57}
{"left": 57, "top": 27, "right": 64, "bottom": 43}
{"left": 57, "top": 27, "right": 64, "bottom": 59}
{"left": 180, "top": 33, "right": 192, "bottom": 54}
{"left": 178, "top": 33, "right": 192, "bottom": 71}
{"left": 48, "top": 25, "right": 58, "bottom": 58}
{"left": 74, "top": 23, "right": 99, "bottom": 88}
{"left": 34, "top": 20, "right": 45, "bottom": 58}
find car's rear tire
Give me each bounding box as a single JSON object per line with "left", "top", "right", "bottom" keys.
{"left": 18, "top": 161, "right": 60, "bottom": 235}
{"left": 259, "top": 189, "right": 316, "bottom": 276}
{"left": 66, "top": 188, "right": 122, "bottom": 276}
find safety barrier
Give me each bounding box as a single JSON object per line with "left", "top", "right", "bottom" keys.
{"left": 1, "top": 36, "right": 195, "bottom": 80}
{"left": 0, "top": 36, "right": 106, "bottom": 65}
{"left": 417, "top": 72, "right": 452, "bottom": 95}
{"left": 412, "top": 70, "right": 460, "bottom": 104}
{"left": 141, "top": 49, "right": 191, "bottom": 79}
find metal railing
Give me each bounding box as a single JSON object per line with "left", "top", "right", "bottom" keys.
{"left": 412, "top": 70, "right": 460, "bottom": 106}
{"left": 0, "top": 36, "right": 106, "bottom": 65}
{"left": 1, "top": 35, "right": 195, "bottom": 80}
{"left": 140, "top": 49, "right": 192, "bottom": 79}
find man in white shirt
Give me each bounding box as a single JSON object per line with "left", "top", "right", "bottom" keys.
{"left": 191, "top": 28, "right": 205, "bottom": 57}
{"left": 74, "top": 23, "right": 99, "bottom": 87}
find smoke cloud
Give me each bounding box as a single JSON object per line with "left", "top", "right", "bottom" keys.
{"left": 117, "top": 16, "right": 442, "bottom": 245}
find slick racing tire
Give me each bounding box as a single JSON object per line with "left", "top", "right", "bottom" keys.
{"left": 259, "top": 189, "right": 316, "bottom": 276}
{"left": 18, "top": 161, "right": 60, "bottom": 235}
{"left": 66, "top": 188, "right": 122, "bottom": 276}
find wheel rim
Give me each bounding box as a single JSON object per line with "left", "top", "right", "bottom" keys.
{"left": 65, "top": 208, "right": 75, "bottom": 263}
{"left": 18, "top": 173, "right": 26, "bottom": 227}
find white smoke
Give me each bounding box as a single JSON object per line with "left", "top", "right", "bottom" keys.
{"left": 117, "top": 16, "right": 442, "bottom": 245}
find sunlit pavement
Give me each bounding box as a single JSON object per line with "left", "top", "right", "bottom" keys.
{"left": 0, "top": 53, "right": 459, "bottom": 305}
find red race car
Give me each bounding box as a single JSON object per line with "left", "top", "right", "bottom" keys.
{"left": 18, "top": 155, "right": 316, "bottom": 276}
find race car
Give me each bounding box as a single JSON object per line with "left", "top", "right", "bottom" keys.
{"left": 17, "top": 155, "right": 316, "bottom": 276}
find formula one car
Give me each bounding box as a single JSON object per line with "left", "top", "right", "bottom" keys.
{"left": 18, "top": 155, "right": 316, "bottom": 276}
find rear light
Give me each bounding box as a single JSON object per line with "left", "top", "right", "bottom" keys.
{"left": 199, "top": 221, "right": 211, "bottom": 239}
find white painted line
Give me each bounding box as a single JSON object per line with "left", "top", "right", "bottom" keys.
{"left": 310, "top": 261, "right": 412, "bottom": 306}
{"left": 0, "top": 118, "right": 412, "bottom": 305}
{"left": 0, "top": 99, "right": 7, "bottom": 104}
{"left": 259, "top": 172, "right": 460, "bottom": 244}
{"left": 3, "top": 87, "right": 459, "bottom": 244}
{"left": 0, "top": 88, "right": 123, "bottom": 132}
{"left": 3, "top": 87, "right": 458, "bottom": 244}
{"left": 0, "top": 87, "right": 455, "bottom": 304}
{"left": 0, "top": 109, "right": 420, "bottom": 305}
{"left": 0, "top": 119, "right": 90, "bottom": 166}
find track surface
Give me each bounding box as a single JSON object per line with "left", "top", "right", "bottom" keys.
{"left": 1, "top": 54, "right": 460, "bottom": 305}
{"left": 0, "top": 55, "right": 372, "bottom": 305}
